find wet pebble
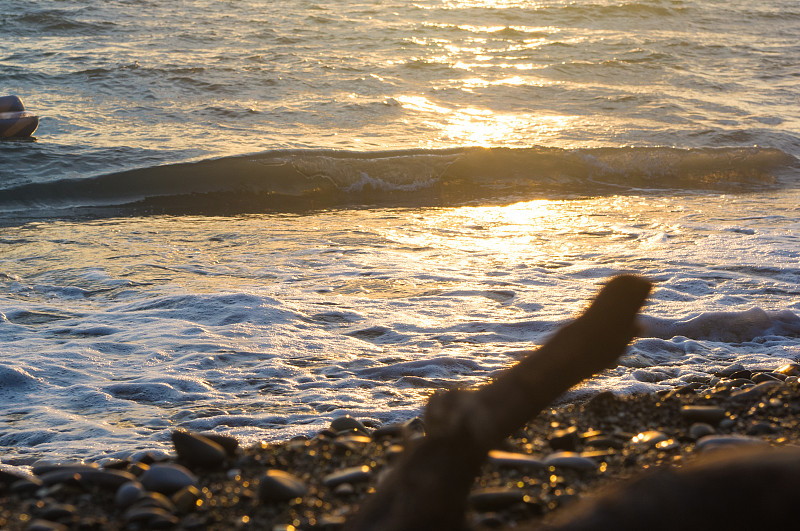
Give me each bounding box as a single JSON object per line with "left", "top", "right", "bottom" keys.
{"left": 257, "top": 469, "right": 307, "bottom": 502}
{"left": 689, "top": 422, "right": 716, "bottom": 439}
{"left": 323, "top": 465, "right": 372, "bottom": 487}
{"left": 543, "top": 452, "right": 597, "bottom": 471}
{"left": 115, "top": 481, "right": 145, "bottom": 508}
{"left": 775, "top": 363, "right": 800, "bottom": 377}
{"left": 172, "top": 485, "right": 202, "bottom": 513}
{"left": 198, "top": 432, "right": 239, "bottom": 457}
{"left": 731, "top": 380, "right": 782, "bottom": 400}
{"left": 140, "top": 463, "right": 198, "bottom": 495}
{"left": 487, "top": 450, "right": 545, "bottom": 469}
{"left": 695, "top": 435, "right": 768, "bottom": 452}
{"left": 39, "top": 503, "right": 76, "bottom": 521}
{"left": 752, "top": 372, "right": 781, "bottom": 383}
{"left": 171, "top": 429, "right": 227, "bottom": 468}
{"left": 330, "top": 415, "right": 369, "bottom": 436}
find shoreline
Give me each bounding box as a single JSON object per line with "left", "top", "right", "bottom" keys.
{"left": 1, "top": 362, "right": 799, "bottom": 530}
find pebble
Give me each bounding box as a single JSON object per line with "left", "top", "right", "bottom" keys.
{"left": 695, "top": 435, "right": 768, "bottom": 452}
{"left": 679, "top": 405, "right": 726, "bottom": 424}
{"left": 752, "top": 372, "right": 781, "bottom": 383}
{"left": 257, "top": 469, "right": 307, "bottom": 502}
{"left": 689, "top": 422, "right": 716, "bottom": 439}
{"left": 323, "top": 465, "right": 372, "bottom": 487}
{"left": 140, "top": 463, "right": 198, "bottom": 494}
{"left": 543, "top": 452, "right": 597, "bottom": 471}
{"left": 775, "top": 363, "right": 800, "bottom": 377}
{"left": 330, "top": 415, "right": 369, "bottom": 436}
{"left": 584, "top": 435, "right": 623, "bottom": 450}
{"left": 131, "top": 491, "right": 176, "bottom": 513}
{"left": 115, "top": 481, "right": 145, "bottom": 508}
{"left": 730, "top": 380, "right": 782, "bottom": 400}
{"left": 487, "top": 450, "right": 545, "bottom": 469}
{"left": 171, "top": 429, "right": 227, "bottom": 468}
{"left": 715, "top": 363, "right": 745, "bottom": 378}
{"left": 172, "top": 485, "right": 203, "bottom": 513}
{"left": 39, "top": 503, "right": 76, "bottom": 521}
{"left": 199, "top": 432, "right": 240, "bottom": 457}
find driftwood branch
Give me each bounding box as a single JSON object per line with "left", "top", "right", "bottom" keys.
{"left": 346, "top": 275, "right": 652, "bottom": 531}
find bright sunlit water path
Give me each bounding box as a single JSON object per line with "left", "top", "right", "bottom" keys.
{"left": 1, "top": 0, "right": 799, "bottom": 464}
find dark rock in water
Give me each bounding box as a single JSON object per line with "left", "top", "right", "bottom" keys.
{"left": 549, "top": 426, "right": 580, "bottom": 451}
{"left": 198, "top": 432, "right": 239, "bottom": 457}
{"left": 775, "top": 363, "right": 800, "bottom": 377}
{"left": 728, "top": 369, "right": 752, "bottom": 380}
{"left": 714, "top": 363, "right": 746, "bottom": 378}
{"left": 371, "top": 423, "right": 405, "bottom": 440}
{"left": 543, "top": 452, "right": 597, "bottom": 471}
{"left": 257, "top": 469, "right": 307, "bottom": 502}
{"left": 487, "top": 450, "right": 545, "bottom": 469}
{"left": 688, "top": 423, "right": 716, "bottom": 440}
{"left": 32, "top": 463, "right": 98, "bottom": 477}
{"left": 751, "top": 372, "right": 780, "bottom": 383}
{"left": 323, "top": 465, "right": 372, "bottom": 488}
{"left": 679, "top": 405, "right": 726, "bottom": 424}
{"left": 141, "top": 464, "right": 198, "bottom": 494}
{"left": 115, "top": 481, "right": 145, "bottom": 508}
{"left": 80, "top": 469, "right": 138, "bottom": 489}
{"left": 171, "top": 429, "right": 227, "bottom": 468}
{"left": 11, "top": 477, "right": 43, "bottom": 494}
{"left": 469, "top": 487, "right": 527, "bottom": 511}
{"left": 695, "top": 435, "right": 767, "bottom": 452}
{"left": 331, "top": 415, "right": 369, "bottom": 435}
{"left": 730, "top": 380, "right": 782, "bottom": 400}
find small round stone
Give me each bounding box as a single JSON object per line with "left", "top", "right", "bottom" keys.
{"left": 689, "top": 422, "right": 716, "bottom": 439}
{"left": 487, "top": 450, "right": 545, "bottom": 469}
{"left": 543, "top": 452, "right": 597, "bottom": 471}
{"left": 258, "top": 469, "right": 307, "bottom": 502}
{"left": 115, "top": 481, "right": 145, "bottom": 508}
{"left": 330, "top": 415, "right": 369, "bottom": 435}
{"left": 695, "top": 435, "right": 768, "bottom": 452}
{"left": 775, "top": 363, "right": 800, "bottom": 377}
{"left": 171, "top": 429, "right": 226, "bottom": 468}
{"left": 140, "top": 464, "right": 198, "bottom": 494}
{"left": 323, "top": 465, "right": 372, "bottom": 487}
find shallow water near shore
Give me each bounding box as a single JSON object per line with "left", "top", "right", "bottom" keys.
{"left": 1, "top": 0, "right": 800, "bottom": 465}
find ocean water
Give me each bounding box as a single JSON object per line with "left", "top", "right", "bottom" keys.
{"left": 1, "top": 0, "right": 799, "bottom": 465}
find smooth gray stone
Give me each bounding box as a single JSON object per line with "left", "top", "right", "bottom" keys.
{"left": 198, "top": 432, "right": 239, "bottom": 456}
{"left": 323, "top": 465, "right": 372, "bottom": 487}
{"left": 115, "top": 481, "right": 145, "bottom": 508}
{"left": 80, "top": 469, "right": 138, "bottom": 489}
{"left": 171, "top": 429, "right": 226, "bottom": 468}
{"left": 543, "top": 452, "right": 598, "bottom": 471}
{"left": 751, "top": 372, "right": 779, "bottom": 383}
{"left": 140, "top": 463, "right": 198, "bottom": 494}
{"left": 695, "top": 435, "right": 768, "bottom": 452}
{"left": 32, "top": 463, "right": 98, "bottom": 476}
{"left": 775, "top": 363, "right": 800, "bottom": 377}
{"left": 689, "top": 422, "right": 716, "bottom": 439}
{"left": 330, "top": 415, "right": 369, "bottom": 435}
{"left": 731, "top": 380, "right": 782, "bottom": 400}
{"left": 715, "top": 363, "right": 745, "bottom": 377}
{"left": 258, "top": 469, "right": 307, "bottom": 502}
{"left": 487, "top": 450, "right": 546, "bottom": 469}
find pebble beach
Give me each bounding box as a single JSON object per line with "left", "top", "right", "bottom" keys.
{"left": 2, "top": 361, "right": 798, "bottom": 531}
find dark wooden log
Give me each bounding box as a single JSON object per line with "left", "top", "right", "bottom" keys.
{"left": 346, "top": 275, "right": 652, "bottom": 531}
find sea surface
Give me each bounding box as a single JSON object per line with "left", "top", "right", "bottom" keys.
{"left": 1, "top": 0, "right": 799, "bottom": 466}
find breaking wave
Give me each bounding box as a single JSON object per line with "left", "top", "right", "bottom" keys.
{"left": 0, "top": 146, "right": 795, "bottom": 217}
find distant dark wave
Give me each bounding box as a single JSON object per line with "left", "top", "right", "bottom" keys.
{"left": 0, "top": 146, "right": 795, "bottom": 217}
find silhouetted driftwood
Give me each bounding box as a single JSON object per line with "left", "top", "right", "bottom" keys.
{"left": 346, "top": 275, "right": 652, "bottom": 531}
